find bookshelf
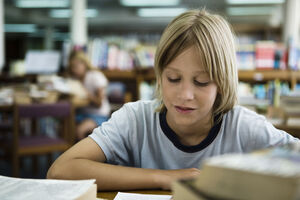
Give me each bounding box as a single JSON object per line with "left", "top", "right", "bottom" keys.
{"left": 102, "top": 68, "right": 300, "bottom": 101}
{"left": 102, "top": 68, "right": 155, "bottom": 101}
{"left": 233, "top": 24, "right": 281, "bottom": 41}
{"left": 2, "top": 69, "right": 299, "bottom": 103}
{"left": 102, "top": 69, "right": 140, "bottom": 101}
{"left": 238, "top": 70, "right": 300, "bottom": 89}
{"left": 102, "top": 68, "right": 300, "bottom": 139}
{"left": 102, "top": 69, "right": 136, "bottom": 79}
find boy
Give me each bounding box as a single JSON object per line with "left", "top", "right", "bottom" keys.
{"left": 47, "top": 9, "right": 299, "bottom": 191}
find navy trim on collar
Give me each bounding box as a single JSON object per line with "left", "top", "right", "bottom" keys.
{"left": 159, "top": 111, "right": 221, "bottom": 153}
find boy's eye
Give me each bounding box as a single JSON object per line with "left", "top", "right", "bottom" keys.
{"left": 194, "top": 80, "right": 209, "bottom": 87}
{"left": 167, "top": 77, "right": 180, "bottom": 83}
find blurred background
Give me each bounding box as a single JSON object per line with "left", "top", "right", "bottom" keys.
{"left": 0, "top": 0, "right": 300, "bottom": 179}
{"left": 2, "top": 0, "right": 294, "bottom": 71}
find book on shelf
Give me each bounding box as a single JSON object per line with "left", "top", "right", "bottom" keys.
{"left": 238, "top": 81, "right": 290, "bottom": 109}
{"left": 237, "top": 40, "right": 289, "bottom": 71}
{"left": 287, "top": 38, "right": 300, "bottom": 71}
{"left": 0, "top": 175, "right": 97, "bottom": 200}
{"left": 134, "top": 44, "right": 156, "bottom": 68}
{"left": 236, "top": 44, "right": 256, "bottom": 70}
{"left": 87, "top": 38, "right": 135, "bottom": 70}
{"left": 86, "top": 36, "right": 157, "bottom": 70}
{"left": 88, "top": 39, "right": 109, "bottom": 70}
{"left": 255, "top": 41, "right": 276, "bottom": 70}
{"left": 274, "top": 43, "right": 288, "bottom": 70}
{"left": 172, "top": 143, "right": 300, "bottom": 200}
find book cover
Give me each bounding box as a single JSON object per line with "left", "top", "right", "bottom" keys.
{"left": 173, "top": 143, "right": 300, "bottom": 200}
{"left": 195, "top": 143, "right": 300, "bottom": 200}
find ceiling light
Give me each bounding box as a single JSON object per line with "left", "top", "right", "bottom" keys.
{"left": 49, "top": 9, "right": 98, "bottom": 18}
{"left": 16, "top": 0, "right": 69, "bottom": 8}
{"left": 227, "top": 7, "right": 275, "bottom": 16}
{"left": 121, "top": 0, "right": 180, "bottom": 6}
{"left": 226, "top": 0, "right": 284, "bottom": 5}
{"left": 5, "top": 24, "right": 37, "bottom": 33}
{"left": 138, "top": 8, "right": 187, "bottom": 17}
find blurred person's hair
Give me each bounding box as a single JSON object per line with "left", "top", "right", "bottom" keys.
{"left": 67, "top": 50, "right": 94, "bottom": 75}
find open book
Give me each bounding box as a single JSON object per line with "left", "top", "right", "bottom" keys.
{"left": 113, "top": 192, "right": 172, "bottom": 200}
{"left": 173, "top": 143, "right": 300, "bottom": 200}
{"left": 0, "top": 176, "right": 97, "bottom": 200}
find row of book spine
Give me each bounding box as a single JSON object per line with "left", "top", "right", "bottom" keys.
{"left": 237, "top": 40, "right": 300, "bottom": 70}
{"left": 109, "top": 79, "right": 294, "bottom": 105}
{"left": 87, "top": 36, "right": 157, "bottom": 70}
{"left": 63, "top": 36, "right": 300, "bottom": 71}
{"left": 238, "top": 80, "right": 290, "bottom": 107}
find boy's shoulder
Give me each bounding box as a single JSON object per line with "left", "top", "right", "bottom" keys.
{"left": 113, "top": 100, "right": 158, "bottom": 123}
{"left": 226, "top": 105, "right": 266, "bottom": 122}
{"left": 124, "top": 99, "right": 158, "bottom": 111}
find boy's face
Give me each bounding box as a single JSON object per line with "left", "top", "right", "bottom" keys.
{"left": 161, "top": 46, "right": 218, "bottom": 131}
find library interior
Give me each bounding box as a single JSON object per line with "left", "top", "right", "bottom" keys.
{"left": 0, "top": 0, "right": 300, "bottom": 199}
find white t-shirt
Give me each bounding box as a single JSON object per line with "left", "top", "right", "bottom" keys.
{"left": 81, "top": 70, "right": 110, "bottom": 116}
{"left": 89, "top": 100, "right": 299, "bottom": 169}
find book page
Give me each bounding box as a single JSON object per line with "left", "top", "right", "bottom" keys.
{"left": 113, "top": 192, "right": 172, "bottom": 200}
{"left": 0, "top": 175, "right": 95, "bottom": 200}
{"left": 203, "top": 143, "right": 300, "bottom": 177}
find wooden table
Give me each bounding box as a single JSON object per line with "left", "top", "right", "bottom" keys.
{"left": 97, "top": 190, "right": 172, "bottom": 200}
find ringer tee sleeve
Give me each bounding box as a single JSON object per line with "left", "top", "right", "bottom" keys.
{"left": 250, "top": 118, "right": 299, "bottom": 150}
{"left": 89, "top": 104, "right": 136, "bottom": 166}
{"left": 232, "top": 106, "right": 299, "bottom": 152}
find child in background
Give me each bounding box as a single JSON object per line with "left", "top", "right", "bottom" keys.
{"left": 68, "top": 50, "right": 110, "bottom": 140}
{"left": 48, "top": 9, "right": 299, "bottom": 191}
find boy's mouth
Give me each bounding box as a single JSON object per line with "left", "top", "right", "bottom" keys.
{"left": 175, "top": 106, "right": 195, "bottom": 113}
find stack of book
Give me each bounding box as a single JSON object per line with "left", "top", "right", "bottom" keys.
{"left": 173, "top": 143, "right": 300, "bottom": 200}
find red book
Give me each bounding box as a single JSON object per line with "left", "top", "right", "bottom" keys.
{"left": 255, "top": 41, "right": 276, "bottom": 70}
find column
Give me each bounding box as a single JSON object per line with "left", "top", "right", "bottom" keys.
{"left": 70, "top": 0, "right": 87, "bottom": 47}
{"left": 44, "top": 26, "right": 54, "bottom": 50}
{"left": 283, "top": 0, "right": 300, "bottom": 45}
{"left": 0, "top": 0, "right": 4, "bottom": 72}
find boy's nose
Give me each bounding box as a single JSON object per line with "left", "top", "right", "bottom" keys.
{"left": 179, "top": 82, "right": 194, "bottom": 100}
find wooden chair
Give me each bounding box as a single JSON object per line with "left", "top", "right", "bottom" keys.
{"left": 0, "top": 105, "right": 13, "bottom": 162}
{"left": 12, "top": 101, "right": 74, "bottom": 177}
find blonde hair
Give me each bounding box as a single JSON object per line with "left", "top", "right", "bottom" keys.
{"left": 67, "top": 50, "right": 94, "bottom": 76}
{"left": 154, "top": 9, "right": 238, "bottom": 123}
